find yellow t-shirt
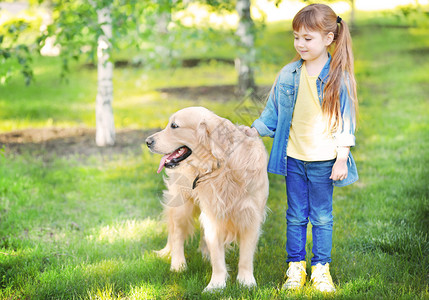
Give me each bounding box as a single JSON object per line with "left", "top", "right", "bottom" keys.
{"left": 287, "top": 63, "right": 337, "bottom": 161}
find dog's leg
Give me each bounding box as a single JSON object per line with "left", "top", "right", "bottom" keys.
{"left": 198, "top": 226, "right": 210, "bottom": 260}
{"left": 157, "top": 200, "right": 195, "bottom": 272}
{"left": 236, "top": 218, "right": 261, "bottom": 288}
{"left": 200, "top": 212, "right": 228, "bottom": 292}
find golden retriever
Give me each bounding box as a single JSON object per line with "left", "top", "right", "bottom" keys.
{"left": 145, "top": 107, "right": 268, "bottom": 291}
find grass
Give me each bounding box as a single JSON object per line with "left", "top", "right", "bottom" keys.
{"left": 1, "top": 11, "right": 429, "bottom": 299}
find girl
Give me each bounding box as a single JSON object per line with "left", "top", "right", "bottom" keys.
{"left": 244, "top": 4, "right": 358, "bottom": 293}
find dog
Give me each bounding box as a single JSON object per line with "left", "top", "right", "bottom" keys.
{"left": 145, "top": 107, "right": 269, "bottom": 291}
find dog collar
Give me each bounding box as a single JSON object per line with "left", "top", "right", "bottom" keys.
{"left": 192, "top": 162, "right": 222, "bottom": 189}
{"left": 192, "top": 175, "right": 200, "bottom": 189}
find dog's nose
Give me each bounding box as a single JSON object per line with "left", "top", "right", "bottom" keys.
{"left": 146, "top": 137, "right": 155, "bottom": 148}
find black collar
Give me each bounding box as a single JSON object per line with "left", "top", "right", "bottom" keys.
{"left": 192, "top": 161, "right": 223, "bottom": 190}
{"left": 192, "top": 175, "right": 200, "bottom": 189}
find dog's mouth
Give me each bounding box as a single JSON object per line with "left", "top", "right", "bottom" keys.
{"left": 157, "top": 146, "right": 192, "bottom": 173}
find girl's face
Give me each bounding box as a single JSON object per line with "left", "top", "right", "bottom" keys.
{"left": 293, "top": 27, "right": 334, "bottom": 64}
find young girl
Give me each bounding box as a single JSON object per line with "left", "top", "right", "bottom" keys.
{"left": 244, "top": 4, "right": 358, "bottom": 292}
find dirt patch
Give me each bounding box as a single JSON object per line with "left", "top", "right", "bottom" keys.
{"left": 0, "top": 128, "right": 158, "bottom": 161}
{"left": 82, "top": 57, "right": 235, "bottom": 69}
{"left": 181, "top": 58, "right": 235, "bottom": 68}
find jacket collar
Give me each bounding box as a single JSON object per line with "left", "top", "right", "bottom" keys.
{"left": 293, "top": 53, "right": 331, "bottom": 83}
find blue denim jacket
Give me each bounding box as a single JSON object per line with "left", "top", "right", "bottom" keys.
{"left": 252, "top": 56, "right": 358, "bottom": 187}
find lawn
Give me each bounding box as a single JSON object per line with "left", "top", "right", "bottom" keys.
{"left": 0, "top": 11, "right": 428, "bottom": 299}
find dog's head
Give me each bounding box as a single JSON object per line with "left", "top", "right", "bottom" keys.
{"left": 146, "top": 106, "right": 238, "bottom": 173}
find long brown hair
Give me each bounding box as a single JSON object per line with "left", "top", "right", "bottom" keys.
{"left": 292, "top": 4, "right": 358, "bottom": 132}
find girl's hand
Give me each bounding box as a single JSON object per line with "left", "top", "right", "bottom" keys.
{"left": 330, "top": 146, "right": 350, "bottom": 181}
{"left": 240, "top": 126, "right": 259, "bottom": 137}
{"left": 330, "top": 159, "right": 348, "bottom": 181}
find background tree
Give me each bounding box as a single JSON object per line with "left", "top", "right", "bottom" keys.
{"left": 235, "top": 0, "right": 256, "bottom": 97}
{"left": 94, "top": 2, "right": 115, "bottom": 146}
{"left": 38, "top": 0, "right": 183, "bottom": 146}
{"left": 0, "top": 6, "right": 41, "bottom": 85}
{"left": 201, "top": 0, "right": 257, "bottom": 97}
{"left": 3, "top": 0, "right": 261, "bottom": 141}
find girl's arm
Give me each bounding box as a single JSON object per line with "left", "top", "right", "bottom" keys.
{"left": 250, "top": 76, "right": 281, "bottom": 138}
{"left": 333, "top": 75, "right": 357, "bottom": 147}
{"left": 331, "top": 76, "right": 357, "bottom": 181}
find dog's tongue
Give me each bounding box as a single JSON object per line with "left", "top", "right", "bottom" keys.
{"left": 157, "top": 155, "right": 169, "bottom": 173}
{"left": 157, "top": 148, "right": 186, "bottom": 173}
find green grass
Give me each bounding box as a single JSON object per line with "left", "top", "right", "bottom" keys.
{"left": 1, "top": 11, "right": 429, "bottom": 299}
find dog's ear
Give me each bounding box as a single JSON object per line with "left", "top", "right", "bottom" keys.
{"left": 198, "top": 116, "right": 236, "bottom": 161}
{"left": 197, "top": 120, "right": 210, "bottom": 147}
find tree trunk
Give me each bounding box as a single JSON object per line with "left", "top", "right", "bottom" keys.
{"left": 350, "top": 0, "right": 356, "bottom": 30}
{"left": 235, "top": 0, "right": 256, "bottom": 97}
{"left": 156, "top": 0, "right": 171, "bottom": 35}
{"left": 95, "top": 5, "right": 115, "bottom": 147}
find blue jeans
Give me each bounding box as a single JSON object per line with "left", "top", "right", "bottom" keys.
{"left": 285, "top": 156, "right": 335, "bottom": 266}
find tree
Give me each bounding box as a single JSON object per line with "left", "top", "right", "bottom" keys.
{"left": 39, "top": 0, "right": 157, "bottom": 146}
{"left": 349, "top": 0, "right": 356, "bottom": 29}
{"left": 235, "top": 0, "right": 256, "bottom": 97}
{"left": 95, "top": 3, "right": 115, "bottom": 146}
{"left": 200, "top": 0, "right": 257, "bottom": 97}
{"left": 34, "top": 0, "right": 116, "bottom": 146}
{"left": 4, "top": 0, "right": 261, "bottom": 141}
{"left": 3, "top": 1, "right": 193, "bottom": 145}
{"left": 40, "top": 0, "right": 195, "bottom": 145}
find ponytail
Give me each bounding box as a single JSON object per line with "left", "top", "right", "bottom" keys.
{"left": 324, "top": 18, "right": 358, "bottom": 132}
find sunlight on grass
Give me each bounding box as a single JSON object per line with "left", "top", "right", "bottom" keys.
{"left": 126, "top": 283, "right": 159, "bottom": 300}
{"left": 86, "top": 283, "right": 118, "bottom": 300}
{"left": 89, "top": 219, "right": 164, "bottom": 244}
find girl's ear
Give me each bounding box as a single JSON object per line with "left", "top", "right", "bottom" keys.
{"left": 326, "top": 32, "right": 335, "bottom": 46}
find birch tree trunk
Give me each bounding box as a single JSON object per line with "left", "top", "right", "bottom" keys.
{"left": 235, "top": 0, "right": 256, "bottom": 97}
{"left": 350, "top": 0, "right": 356, "bottom": 30}
{"left": 95, "top": 5, "right": 115, "bottom": 147}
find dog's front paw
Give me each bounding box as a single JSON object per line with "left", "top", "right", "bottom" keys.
{"left": 154, "top": 246, "right": 170, "bottom": 258}
{"left": 170, "top": 257, "right": 187, "bottom": 272}
{"left": 170, "top": 262, "right": 187, "bottom": 272}
{"left": 203, "top": 280, "right": 226, "bottom": 293}
{"left": 237, "top": 273, "right": 257, "bottom": 288}
{"left": 203, "top": 272, "right": 228, "bottom": 292}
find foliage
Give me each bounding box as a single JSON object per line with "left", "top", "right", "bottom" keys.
{"left": 199, "top": 0, "right": 235, "bottom": 12}
{"left": 0, "top": 8, "right": 43, "bottom": 85}
{"left": 40, "top": 0, "right": 157, "bottom": 78}
{"left": 1, "top": 0, "right": 196, "bottom": 84}
{"left": 1, "top": 0, "right": 268, "bottom": 87}
{"left": 393, "top": 3, "right": 429, "bottom": 27}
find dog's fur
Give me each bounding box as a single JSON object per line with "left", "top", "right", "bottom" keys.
{"left": 146, "top": 107, "right": 268, "bottom": 291}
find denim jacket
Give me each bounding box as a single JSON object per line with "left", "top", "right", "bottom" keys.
{"left": 252, "top": 56, "right": 358, "bottom": 187}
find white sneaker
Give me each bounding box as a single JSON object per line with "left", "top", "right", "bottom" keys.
{"left": 282, "top": 261, "right": 307, "bottom": 290}
{"left": 311, "top": 263, "right": 336, "bottom": 293}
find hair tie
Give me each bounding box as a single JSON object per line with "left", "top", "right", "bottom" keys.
{"left": 337, "top": 16, "right": 342, "bottom": 23}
